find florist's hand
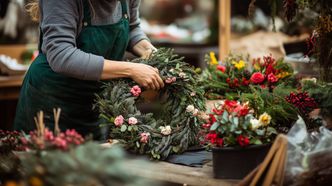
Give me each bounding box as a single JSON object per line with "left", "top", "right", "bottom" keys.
{"left": 130, "top": 63, "right": 164, "bottom": 90}
{"left": 132, "top": 40, "right": 157, "bottom": 59}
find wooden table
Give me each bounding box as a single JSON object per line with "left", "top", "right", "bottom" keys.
{"left": 102, "top": 142, "right": 239, "bottom": 186}
{"left": 0, "top": 75, "right": 24, "bottom": 100}
{"left": 0, "top": 75, "right": 24, "bottom": 129}
{"left": 126, "top": 159, "right": 239, "bottom": 186}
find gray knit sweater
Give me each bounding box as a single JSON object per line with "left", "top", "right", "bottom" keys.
{"left": 40, "top": 0, "right": 148, "bottom": 80}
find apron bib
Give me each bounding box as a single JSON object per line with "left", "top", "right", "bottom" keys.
{"left": 14, "top": 0, "right": 129, "bottom": 139}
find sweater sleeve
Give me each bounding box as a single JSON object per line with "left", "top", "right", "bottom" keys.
{"left": 40, "top": 0, "right": 104, "bottom": 81}
{"left": 128, "top": 0, "right": 150, "bottom": 50}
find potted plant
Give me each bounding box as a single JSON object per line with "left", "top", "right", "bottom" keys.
{"left": 201, "top": 100, "right": 277, "bottom": 179}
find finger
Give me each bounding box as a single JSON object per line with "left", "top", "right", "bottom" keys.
{"left": 155, "top": 74, "right": 164, "bottom": 88}
{"left": 153, "top": 68, "right": 159, "bottom": 73}
{"left": 152, "top": 77, "right": 160, "bottom": 90}
{"left": 148, "top": 81, "right": 156, "bottom": 90}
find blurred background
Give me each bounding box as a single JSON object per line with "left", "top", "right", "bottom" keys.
{"left": 0, "top": 0, "right": 316, "bottom": 129}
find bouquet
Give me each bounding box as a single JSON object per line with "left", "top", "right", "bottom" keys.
{"left": 201, "top": 100, "right": 277, "bottom": 148}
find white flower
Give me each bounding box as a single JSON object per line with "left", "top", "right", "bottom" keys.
{"left": 259, "top": 112, "right": 272, "bottom": 126}
{"left": 193, "top": 109, "right": 199, "bottom": 116}
{"left": 186, "top": 105, "right": 195, "bottom": 113}
{"left": 169, "top": 68, "right": 175, "bottom": 73}
{"left": 250, "top": 118, "right": 262, "bottom": 130}
{"left": 190, "top": 92, "right": 196, "bottom": 97}
{"left": 179, "top": 72, "right": 187, "bottom": 78}
{"left": 128, "top": 117, "right": 138, "bottom": 125}
{"left": 160, "top": 125, "right": 172, "bottom": 135}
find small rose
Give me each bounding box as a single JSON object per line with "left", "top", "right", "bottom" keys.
{"left": 179, "top": 72, "right": 187, "bottom": 78}
{"left": 128, "top": 117, "right": 138, "bottom": 125}
{"left": 140, "top": 132, "right": 150, "bottom": 143}
{"left": 186, "top": 105, "right": 195, "bottom": 113}
{"left": 267, "top": 73, "right": 278, "bottom": 83}
{"left": 250, "top": 72, "right": 265, "bottom": 84}
{"left": 259, "top": 112, "right": 271, "bottom": 126}
{"left": 250, "top": 118, "right": 262, "bottom": 130}
{"left": 237, "top": 135, "right": 250, "bottom": 147}
{"left": 114, "top": 115, "right": 124, "bottom": 126}
{"left": 160, "top": 126, "right": 172, "bottom": 135}
{"left": 130, "top": 85, "right": 142, "bottom": 97}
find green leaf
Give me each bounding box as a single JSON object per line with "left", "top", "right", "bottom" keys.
{"left": 172, "top": 146, "right": 180, "bottom": 153}
{"left": 234, "top": 130, "right": 242, "bottom": 135}
{"left": 120, "top": 125, "right": 127, "bottom": 132}
{"left": 210, "top": 122, "right": 220, "bottom": 131}
{"left": 253, "top": 139, "right": 263, "bottom": 145}
{"left": 128, "top": 126, "right": 132, "bottom": 131}
{"left": 256, "top": 129, "right": 265, "bottom": 136}
{"left": 222, "top": 111, "right": 229, "bottom": 122}
{"left": 233, "top": 117, "right": 239, "bottom": 127}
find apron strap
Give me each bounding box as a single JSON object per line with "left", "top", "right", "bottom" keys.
{"left": 82, "top": 0, "right": 92, "bottom": 27}
{"left": 120, "top": 0, "right": 128, "bottom": 19}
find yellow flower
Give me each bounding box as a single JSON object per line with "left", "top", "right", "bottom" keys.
{"left": 276, "top": 72, "right": 290, "bottom": 79}
{"left": 209, "top": 52, "right": 218, "bottom": 65}
{"left": 232, "top": 60, "right": 246, "bottom": 70}
{"left": 254, "top": 63, "right": 261, "bottom": 70}
{"left": 259, "top": 112, "right": 272, "bottom": 126}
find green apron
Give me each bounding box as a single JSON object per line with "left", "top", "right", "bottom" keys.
{"left": 14, "top": 0, "right": 129, "bottom": 139}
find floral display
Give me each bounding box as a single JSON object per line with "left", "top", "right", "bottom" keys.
{"left": 200, "top": 53, "right": 295, "bottom": 99}
{"left": 201, "top": 100, "right": 277, "bottom": 147}
{"left": 96, "top": 48, "right": 206, "bottom": 159}
{"left": 0, "top": 130, "right": 25, "bottom": 153}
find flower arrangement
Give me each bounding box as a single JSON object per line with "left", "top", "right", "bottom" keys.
{"left": 22, "top": 109, "right": 85, "bottom": 151}
{"left": 200, "top": 53, "right": 295, "bottom": 99}
{"left": 0, "top": 143, "right": 151, "bottom": 186}
{"left": 201, "top": 100, "right": 277, "bottom": 148}
{"left": 96, "top": 48, "right": 206, "bottom": 159}
{"left": 0, "top": 130, "right": 26, "bottom": 154}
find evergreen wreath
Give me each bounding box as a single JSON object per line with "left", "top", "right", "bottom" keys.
{"left": 96, "top": 48, "right": 206, "bottom": 159}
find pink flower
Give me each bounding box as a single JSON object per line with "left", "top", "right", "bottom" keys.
{"left": 130, "top": 85, "right": 142, "bottom": 97}
{"left": 114, "top": 115, "right": 124, "bottom": 126}
{"left": 140, "top": 132, "right": 150, "bottom": 143}
{"left": 53, "top": 137, "right": 68, "bottom": 150}
{"left": 165, "top": 77, "right": 176, "bottom": 84}
{"left": 250, "top": 72, "right": 265, "bottom": 84}
{"left": 128, "top": 117, "right": 138, "bottom": 125}
{"left": 267, "top": 73, "right": 278, "bottom": 83}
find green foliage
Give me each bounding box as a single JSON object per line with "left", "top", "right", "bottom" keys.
{"left": 303, "top": 81, "right": 332, "bottom": 117}
{"left": 240, "top": 85, "right": 299, "bottom": 133}
{"left": 1, "top": 143, "right": 151, "bottom": 186}
{"left": 96, "top": 48, "right": 206, "bottom": 160}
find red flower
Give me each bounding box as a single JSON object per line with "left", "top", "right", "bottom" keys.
{"left": 233, "top": 105, "right": 249, "bottom": 117}
{"left": 216, "top": 138, "right": 223, "bottom": 147}
{"left": 267, "top": 73, "right": 278, "bottom": 83}
{"left": 260, "top": 84, "right": 267, "bottom": 89}
{"left": 241, "top": 77, "right": 250, "bottom": 86}
{"left": 237, "top": 135, "right": 250, "bottom": 147}
{"left": 206, "top": 132, "right": 217, "bottom": 144}
{"left": 202, "top": 123, "right": 212, "bottom": 129}
{"left": 250, "top": 72, "right": 265, "bottom": 84}
{"left": 265, "top": 64, "right": 276, "bottom": 75}
{"left": 209, "top": 114, "right": 217, "bottom": 123}
{"left": 226, "top": 78, "right": 231, "bottom": 83}
{"left": 217, "top": 65, "right": 226, "bottom": 72}
{"left": 212, "top": 108, "right": 223, "bottom": 115}
{"left": 224, "top": 100, "right": 238, "bottom": 108}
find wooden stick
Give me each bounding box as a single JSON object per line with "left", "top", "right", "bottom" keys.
{"left": 219, "top": 0, "right": 231, "bottom": 60}
{"left": 53, "top": 108, "right": 61, "bottom": 136}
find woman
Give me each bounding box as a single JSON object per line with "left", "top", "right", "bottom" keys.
{"left": 14, "top": 0, "right": 164, "bottom": 139}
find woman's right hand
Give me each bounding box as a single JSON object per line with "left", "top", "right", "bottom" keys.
{"left": 129, "top": 63, "right": 164, "bottom": 90}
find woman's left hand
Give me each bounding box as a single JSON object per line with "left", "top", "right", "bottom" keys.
{"left": 132, "top": 40, "right": 157, "bottom": 59}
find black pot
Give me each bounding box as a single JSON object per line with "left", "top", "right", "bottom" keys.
{"left": 212, "top": 144, "right": 270, "bottom": 179}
